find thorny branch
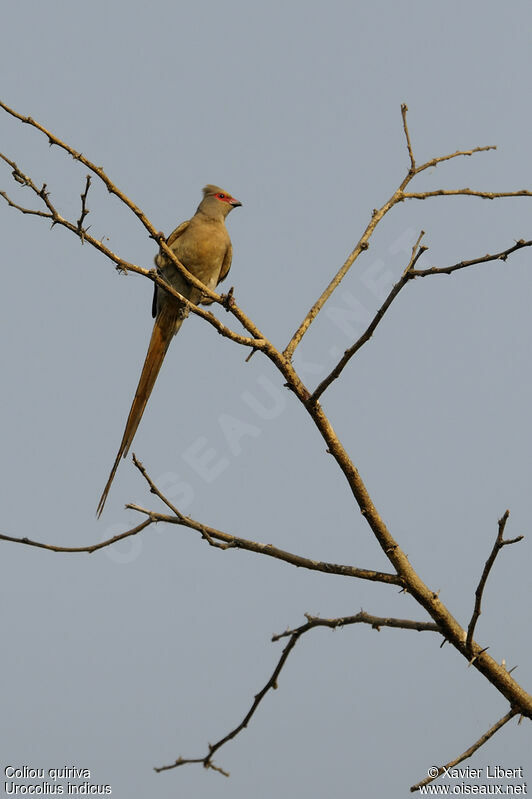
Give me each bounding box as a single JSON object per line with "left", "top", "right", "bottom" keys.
{"left": 155, "top": 610, "right": 441, "bottom": 775}
{"left": 410, "top": 238, "right": 532, "bottom": 277}
{"left": 0, "top": 458, "right": 402, "bottom": 586}
{"left": 410, "top": 709, "right": 520, "bottom": 792}
{"left": 126, "top": 456, "right": 403, "bottom": 585}
{"left": 466, "top": 510, "right": 524, "bottom": 655}
{"left": 0, "top": 519, "right": 153, "bottom": 554}
{"left": 311, "top": 231, "right": 428, "bottom": 400}
{"left": 312, "top": 235, "right": 532, "bottom": 399}
{"left": 282, "top": 103, "right": 529, "bottom": 360}
{"left": 271, "top": 610, "right": 441, "bottom": 640}
{"left": 403, "top": 189, "right": 532, "bottom": 201}
{"left": 76, "top": 174, "right": 91, "bottom": 238}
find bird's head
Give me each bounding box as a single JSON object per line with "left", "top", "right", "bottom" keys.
{"left": 198, "top": 184, "right": 242, "bottom": 219}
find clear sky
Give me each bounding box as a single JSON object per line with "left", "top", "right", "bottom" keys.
{"left": 1, "top": 1, "right": 531, "bottom": 796}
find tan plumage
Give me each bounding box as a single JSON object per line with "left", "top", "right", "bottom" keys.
{"left": 96, "top": 185, "right": 241, "bottom": 517}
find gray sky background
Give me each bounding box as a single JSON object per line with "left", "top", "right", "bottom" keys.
{"left": 1, "top": 1, "right": 531, "bottom": 796}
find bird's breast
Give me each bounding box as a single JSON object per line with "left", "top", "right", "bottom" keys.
{"left": 173, "top": 225, "right": 229, "bottom": 283}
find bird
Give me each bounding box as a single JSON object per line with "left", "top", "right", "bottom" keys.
{"left": 96, "top": 184, "right": 242, "bottom": 516}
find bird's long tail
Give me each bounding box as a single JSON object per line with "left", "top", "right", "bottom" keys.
{"left": 96, "top": 303, "right": 182, "bottom": 517}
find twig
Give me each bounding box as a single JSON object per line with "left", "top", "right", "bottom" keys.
{"left": 272, "top": 610, "right": 441, "bottom": 640}
{"left": 411, "top": 238, "right": 532, "bottom": 278}
{"left": 401, "top": 103, "right": 416, "bottom": 170}
{"left": 0, "top": 518, "right": 153, "bottom": 554}
{"left": 127, "top": 502, "right": 404, "bottom": 582}
{"left": 298, "top": 394, "right": 532, "bottom": 717}
{"left": 311, "top": 232, "right": 427, "bottom": 401}
{"left": 0, "top": 452, "right": 401, "bottom": 585}
{"left": 76, "top": 174, "right": 91, "bottom": 239}
{"left": 155, "top": 608, "right": 440, "bottom": 776}
{"left": 402, "top": 230, "right": 428, "bottom": 275}
{"left": 131, "top": 453, "right": 183, "bottom": 517}
{"left": 410, "top": 708, "right": 519, "bottom": 791}
{"left": 310, "top": 235, "right": 532, "bottom": 401}
{"left": 414, "top": 145, "right": 496, "bottom": 174}
{"left": 127, "top": 457, "right": 403, "bottom": 586}
{"left": 403, "top": 189, "right": 532, "bottom": 201}
{"left": 0, "top": 190, "right": 53, "bottom": 219}
{"left": 282, "top": 104, "right": 525, "bottom": 361}
{"left": 466, "top": 510, "right": 523, "bottom": 654}
{"left": 154, "top": 626, "right": 301, "bottom": 776}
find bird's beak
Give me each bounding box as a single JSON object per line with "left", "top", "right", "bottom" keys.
{"left": 230, "top": 198, "right": 242, "bottom": 207}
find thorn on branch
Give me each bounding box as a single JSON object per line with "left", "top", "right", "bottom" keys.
{"left": 468, "top": 645, "right": 489, "bottom": 666}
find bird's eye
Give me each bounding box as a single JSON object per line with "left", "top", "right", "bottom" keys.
{"left": 217, "top": 193, "right": 226, "bottom": 199}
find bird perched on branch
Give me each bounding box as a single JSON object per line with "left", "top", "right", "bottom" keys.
{"left": 96, "top": 184, "right": 242, "bottom": 516}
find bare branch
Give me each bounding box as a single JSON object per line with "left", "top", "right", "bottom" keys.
{"left": 282, "top": 106, "right": 522, "bottom": 362}
{"left": 155, "top": 607, "right": 439, "bottom": 776}
{"left": 76, "top": 174, "right": 91, "bottom": 238}
{"left": 310, "top": 235, "right": 532, "bottom": 401}
{"left": 0, "top": 450, "right": 402, "bottom": 585}
{"left": 466, "top": 510, "right": 524, "bottom": 654}
{"left": 410, "top": 708, "right": 519, "bottom": 792}
{"left": 282, "top": 201, "right": 392, "bottom": 361}
{"left": 299, "top": 396, "right": 532, "bottom": 718}
{"left": 127, "top": 456, "right": 403, "bottom": 585}
{"left": 154, "top": 624, "right": 303, "bottom": 776}
{"left": 311, "top": 232, "right": 427, "bottom": 401}
{"left": 403, "top": 188, "right": 532, "bottom": 201}
{"left": 0, "top": 190, "right": 53, "bottom": 220}
{"left": 411, "top": 238, "right": 532, "bottom": 277}
{"left": 415, "top": 145, "right": 497, "bottom": 173}
{"left": 0, "top": 518, "right": 153, "bottom": 554}
{"left": 401, "top": 103, "right": 416, "bottom": 170}
{"left": 402, "top": 230, "right": 428, "bottom": 276}
{"left": 272, "top": 610, "right": 441, "bottom": 641}
{"left": 131, "top": 453, "right": 183, "bottom": 517}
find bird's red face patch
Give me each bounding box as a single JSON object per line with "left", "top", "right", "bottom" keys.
{"left": 215, "top": 192, "right": 240, "bottom": 206}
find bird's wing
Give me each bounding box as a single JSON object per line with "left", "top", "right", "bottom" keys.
{"left": 152, "top": 220, "right": 190, "bottom": 317}
{"left": 199, "top": 242, "right": 233, "bottom": 306}
{"left": 218, "top": 241, "right": 233, "bottom": 284}
{"left": 166, "top": 219, "right": 190, "bottom": 248}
